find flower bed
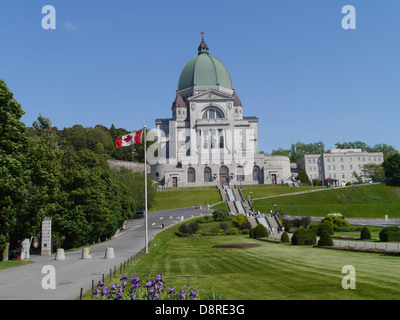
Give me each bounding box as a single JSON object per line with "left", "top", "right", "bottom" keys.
{"left": 93, "top": 273, "right": 199, "bottom": 300}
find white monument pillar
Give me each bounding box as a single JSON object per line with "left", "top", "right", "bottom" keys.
{"left": 41, "top": 217, "right": 52, "bottom": 256}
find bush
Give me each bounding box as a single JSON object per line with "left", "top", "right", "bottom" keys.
{"left": 178, "top": 222, "right": 200, "bottom": 235}
{"left": 213, "top": 209, "right": 229, "bottom": 221}
{"left": 317, "top": 230, "right": 333, "bottom": 247}
{"left": 379, "top": 226, "right": 400, "bottom": 242}
{"left": 282, "top": 217, "right": 311, "bottom": 232}
{"left": 317, "top": 220, "right": 334, "bottom": 236}
{"left": 322, "top": 215, "right": 350, "bottom": 231}
{"left": 360, "top": 226, "right": 371, "bottom": 240}
{"left": 233, "top": 214, "right": 247, "bottom": 228}
{"left": 250, "top": 224, "right": 269, "bottom": 239}
{"left": 240, "top": 221, "right": 252, "bottom": 230}
{"left": 219, "top": 223, "right": 229, "bottom": 231}
{"left": 280, "top": 231, "right": 290, "bottom": 242}
{"left": 291, "top": 227, "right": 316, "bottom": 245}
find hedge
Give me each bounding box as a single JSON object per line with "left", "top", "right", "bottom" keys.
{"left": 291, "top": 227, "right": 316, "bottom": 245}
{"left": 379, "top": 226, "right": 400, "bottom": 242}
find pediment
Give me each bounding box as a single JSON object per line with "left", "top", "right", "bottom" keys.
{"left": 188, "top": 89, "right": 234, "bottom": 102}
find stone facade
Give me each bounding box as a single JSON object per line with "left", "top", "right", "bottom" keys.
{"left": 297, "top": 148, "right": 384, "bottom": 186}
{"left": 150, "top": 35, "right": 291, "bottom": 188}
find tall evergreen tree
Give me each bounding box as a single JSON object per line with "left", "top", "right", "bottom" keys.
{"left": 0, "top": 79, "right": 29, "bottom": 260}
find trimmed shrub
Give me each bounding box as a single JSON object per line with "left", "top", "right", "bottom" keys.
{"left": 280, "top": 231, "right": 290, "bottom": 243}
{"left": 250, "top": 224, "right": 269, "bottom": 239}
{"left": 317, "top": 220, "right": 334, "bottom": 236}
{"left": 291, "top": 227, "right": 316, "bottom": 245}
{"left": 317, "top": 230, "right": 333, "bottom": 247}
{"left": 360, "top": 226, "right": 371, "bottom": 240}
{"left": 379, "top": 226, "right": 400, "bottom": 242}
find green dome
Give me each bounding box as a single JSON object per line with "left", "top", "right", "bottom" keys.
{"left": 177, "top": 38, "right": 233, "bottom": 91}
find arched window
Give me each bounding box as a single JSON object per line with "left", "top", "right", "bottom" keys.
{"left": 188, "top": 167, "right": 195, "bottom": 183}
{"left": 236, "top": 166, "right": 244, "bottom": 181}
{"left": 202, "top": 107, "right": 224, "bottom": 119}
{"left": 253, "top": 166, "right": 260, "bottom": 181}
{"left": 204, "top": 167, "right": 212, "bottom": 182}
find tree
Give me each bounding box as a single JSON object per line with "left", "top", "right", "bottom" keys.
{"left": 361, "top": 163, "right": 384, "bottom": 181}
{"left": 297, "top": 169, "right": 311, "bottom": 185}
{"left": 32, "top": 114, "right": 57, "bottom": 143}
{"left": 271, "top": 147, "right": 290, "bottom": 157}
{"left": 290, "top": 141, "right": 324, "bottom": 163}
{"left": 383, "top": 154, "right": 400, "bottom": 186}
{"left": 0, "top": 79, "right": 30, "bottom": 260}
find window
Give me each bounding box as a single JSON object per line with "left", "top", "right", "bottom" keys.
{"left": 219, "top": 135, "right": 224, "bottom": 149}
{"left": 204, "top": 167, "right": 212, "bottom": 182}
{"left": 253, "top": 166, "right": 261, "bottom": 181}
{"left": 236, "top": 166, "right": 244, "bottom": 181}
{"left": 202, "top": 107, "right": 224, "bottom": 119}
{"left": 188, "top": 167, "right": 195, "bottom": 183}
{"left": 328, "top": 165, "right": 331, "bottom": 170}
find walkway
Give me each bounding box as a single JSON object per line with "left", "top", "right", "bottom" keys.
{"left": 0, "top": 207, "right": 211, "bottom": 300}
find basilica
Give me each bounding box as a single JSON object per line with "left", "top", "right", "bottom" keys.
{"left": 150, "top": 33, "right": 291, "bottom": 187}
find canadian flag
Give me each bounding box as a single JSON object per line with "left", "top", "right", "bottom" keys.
{"left": 115, "top": 130, "right": 143, "bottom": 148}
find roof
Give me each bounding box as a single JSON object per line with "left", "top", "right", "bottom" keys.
{"left": 233, "top": 91, "right": 242, "bottom": 106}
{"left": 177, "top": 36, "right": 233, "bottom": 91}
{"left": 172, "top": 92, "right": 186, "bottom": 108}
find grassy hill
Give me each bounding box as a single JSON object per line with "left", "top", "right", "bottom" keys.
{"left": 152, "top": 184, "right": 324, "bottom": 212}
{"left": 151, "top": 186, "right": 222, "bottom": 211}
{"left": 252, "top": 183, "right": 400, "bottom": 219}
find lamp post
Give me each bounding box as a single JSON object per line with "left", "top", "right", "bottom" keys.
{"left": 274, "top": 204, "right": 277, "bottom": 215}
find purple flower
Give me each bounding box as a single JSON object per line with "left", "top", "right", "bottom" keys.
{"left": 97, "top": 280, "right": 104, "bottom": 287}
{"left": 189, "top": 290, "right": 196, "bottom": 297}
{"left": 93, "top": 289, "right": 100, "bottom": 295}
{"left": 120, "top": 274, "right": 129, "bottom": 281}
{"left": 152, "top": 293, "right": 159, "bottom": 300}
{"left": 168, "top": 286, "right": 175, "bottom": 294}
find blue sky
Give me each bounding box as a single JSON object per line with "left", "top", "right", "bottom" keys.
{"left": 1, "top": 0, "right": 399, "bottom": 154}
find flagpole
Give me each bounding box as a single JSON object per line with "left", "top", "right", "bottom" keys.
{"left": 144, "top": 125, "right": 148, "bottom": 253}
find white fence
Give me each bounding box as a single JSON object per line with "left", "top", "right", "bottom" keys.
{"left": 333, "top": 240, "right": 400, "bottom": 251}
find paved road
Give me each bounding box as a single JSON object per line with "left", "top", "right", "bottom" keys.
{"left": 0, "top": 206, "right": 212, "bottom": 300}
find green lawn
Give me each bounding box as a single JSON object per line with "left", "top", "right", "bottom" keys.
{"left": 84, "top": 219, "right": 400, "bottom": 300}
{"left": 252, "top": 184, "right": 400, "bottom": 218}
{"left": 239, "top": 184, "right": 324, "bottom": 199}
{"left": 0, "top": 260, "right": 32, "bottom": 270}
{"left": 151, "top": 186, "right": 222, "bottom": 211}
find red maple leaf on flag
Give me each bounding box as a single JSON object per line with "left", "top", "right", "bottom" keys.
{"left": 124, "top": 135, "right": 133, "bottom": 143}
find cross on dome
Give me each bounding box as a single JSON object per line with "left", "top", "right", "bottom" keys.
{"left": 198, "top": 29, "right": 209, "bottom": 55}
